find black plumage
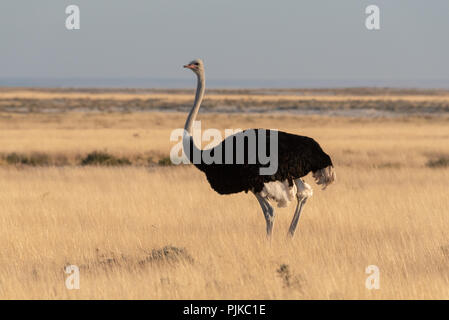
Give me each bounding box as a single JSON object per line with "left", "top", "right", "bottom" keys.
{"left": 185, "top": 129, "right": 333, "bottom": 195}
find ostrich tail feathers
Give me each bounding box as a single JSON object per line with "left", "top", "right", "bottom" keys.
{"left": 312, "top": 165, "right": 336, "bottom": 190}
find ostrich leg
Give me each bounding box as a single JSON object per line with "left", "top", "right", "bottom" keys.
{"left": 254, "top": 193, "right": 275, "bottom": 237}
{"left": 288, "top": 179, "right": 313, "bottom": 238}
{"left": 288, "top": 197, "right": 308, "bottom": 237}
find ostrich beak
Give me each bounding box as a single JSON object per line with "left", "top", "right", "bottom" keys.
{"left": 183, "top": 64, "right": 194, "bottom": 69}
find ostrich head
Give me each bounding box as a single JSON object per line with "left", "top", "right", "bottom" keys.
{"left": 183, "top": 59, "right": 204, "bottom": 76}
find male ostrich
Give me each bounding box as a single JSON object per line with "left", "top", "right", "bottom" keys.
{"left": 182, "top": 59, "right": 335, "bottom": 237}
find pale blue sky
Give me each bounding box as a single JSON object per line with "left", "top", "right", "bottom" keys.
{"left": 0, "top": 0, "right": 448, "bottom": 87}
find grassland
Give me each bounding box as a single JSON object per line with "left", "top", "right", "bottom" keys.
{"left": 0, "top": 88, "right": 448, "bottom": 299}
{"left": 1, "top": 87, "right": 449, "bottom": 115}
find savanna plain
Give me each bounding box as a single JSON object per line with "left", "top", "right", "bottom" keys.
{"left": 0, "top": 88, "right": 448, "bottom": 299}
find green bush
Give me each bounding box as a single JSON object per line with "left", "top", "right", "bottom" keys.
{"left": 426, "top": 156, "right": 449, "bottom": 168}
{"left": 81, "top": 151, "right": 131, "bottom": 166}
{"left": 158, "top": 157, "right": 173, "bottom": 166}
{"left": 5, "top": 153, "right": 50, "bottom": 166}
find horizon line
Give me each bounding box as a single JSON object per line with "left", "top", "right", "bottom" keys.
{"left": 1, "top": 77, "right": 449, "bottom": 90}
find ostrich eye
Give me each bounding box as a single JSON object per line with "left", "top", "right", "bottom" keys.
{"left": 194, "top": 62, "right": 199, "bottom": 66}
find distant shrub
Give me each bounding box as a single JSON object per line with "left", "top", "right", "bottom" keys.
{"left": 377, "top": 162, "right": 402, "bottom": 169}
{"left": 5, "top": 152, "right": 50, "bottom": 166}
{"left": 53, "top": 154, "right": 69, "bottom": 166}
{"left": 276, "top": 263, "right": 304, "bottom": 291}
{"left": 139, "top": 246, "right": 194, "bottom": 266}
{"left": 158, "top": 156, "right": 173, "bottom": 166}
{"left": 426, "top": 156, "right": 449, "bottom": 168}
{"left": 147, "top": 157, "right": 155, "bottom": 165}
{"left": 81, "top": 151, "right": 131, "bottom": 166}
{"left": 5, "top": 153, "right": 22, "bottom": 165}
{"left": 276, "top": 264, "right": 292, "bottom": 288}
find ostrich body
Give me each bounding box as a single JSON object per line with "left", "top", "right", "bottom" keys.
{"left": 182, "top": 59, "right": 335, "bottom": 237}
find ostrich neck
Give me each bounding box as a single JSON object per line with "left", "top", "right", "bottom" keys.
{"left": 184, "top": 72, "right": 205, "bottom": 134}
{"left": 183, "top": 71, "right": 205, "bottom": 166}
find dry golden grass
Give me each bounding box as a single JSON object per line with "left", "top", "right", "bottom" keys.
{"left": 0, "top": 111, "right": 448, "bottom": 168}
{"left": 0, "top": 165, "right": 448, "bottom": 299}
{"left": 0, "top": 106, "right": 449, "bottom": 299}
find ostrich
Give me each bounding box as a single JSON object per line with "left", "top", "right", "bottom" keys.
{"left": 182, "top": 59, "right": 335, "bottom": 237}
